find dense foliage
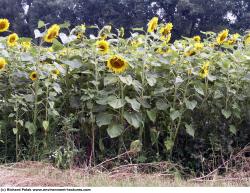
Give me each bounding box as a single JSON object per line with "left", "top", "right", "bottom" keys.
{"left": 0, "top": 0, "right": 249, "bottom": 39}
{"left": 0, "top": 18, "right": 249, "bottom": 174}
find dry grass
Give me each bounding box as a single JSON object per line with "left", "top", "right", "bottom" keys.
{"left": 0, "top": 161, "right": 249, "bottom": 187}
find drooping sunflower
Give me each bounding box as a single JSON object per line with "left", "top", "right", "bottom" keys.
{"left": 193, "top": 35, "right": 201, "bottom": 42}
{"left": 0, "top": 19, "right": 10, "bottom": 33}
{"left": 107, "top": 55, "right": 128, "bottom": 73}
{"left": 51, "top": 69, "right": 60, "bottom": 76}
{"left": 96, "top": 40, "right": 110, "bottom": 54}
{"left": 160, "top": 22, "right": 173, "bottom": 39}
{"left": 216, "top": 29, "right": 229, "bottom": 45}
{"left": 0, "top": 57, "right": 7, "bottom": 70}
{"left": 44, "top": 24, "right": 60, "bottom": 43}
{"left": 147, "top": 17, "right": 158, "bottom": 33}
{"left": 7, "top": 33, "right": 19, "bottom": 47}
{"left": 199, "top": 61, "right": 210, "bottom": 78}
{"left": 30, "top": 71, "right": 38, "bottom": 81}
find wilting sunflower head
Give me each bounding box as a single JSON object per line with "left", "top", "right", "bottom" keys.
{"left": 7, "top": 33, "right": 19, "bottom": 47}
{"left": 160, "top": 22, "right": 173, "bottom": 37}
{"left": 147, "top": 17, "right": 158, "bottom": 33}
{"left": 0, "top": 19, "right": 10, "bottom": 33}
{"left": 0, "top": 57, "right": 7, "bottom": 70}
{"left": 199, "top": 61, "right": 210, "bottom": 78}
{"left": 107, "top": 55, "right": 128, "bottom": 74}
{"left": 30, "top": 71, "right": 38, "bottom": 81}
{"left": 216, "top": 29, "right": 229, "bottom": 45}
{"left": 193, "top": 35, "right": 201, "bottom": 42}
{"left": 44, "top": 24, "right": 60, "bottom": 43}
{"left": 96, "top": 40, "right": 110, "bottom": 54}
{"left": 21, "top": 41, "right": 31, "bottom": 50}
{"left": 51, "top": 69, "right": 60, "bottom": 76}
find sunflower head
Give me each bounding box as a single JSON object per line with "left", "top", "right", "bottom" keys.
{"left": 0, "top": 57, "right": 7, "bottom": 70}
{"left": 226, "top": 33, "right": 240, "bottom": 45}
{"left": 0, "top": 19, "right": 10, "bottom": 33}
{"left": 184, "top": 48, "right": 196, "bottom": 57}
{"left": 30, "top": 71, "right": 38, "bottom": 81}
{"left": 160, "top": 22, "right": 173, "bottom": 37}
{"left": 51, "top": 69, "right": 60, "bottom": 76}
{"left": 193, "top": 35, "right": 201, "bottom": 42}
{"left": 44, "top": 24, "right": 60, "bottom": 43}
{"left": 107, "top": 55, "right": 128, "bottom": 74}
{"left": 216, "top": 29, "right": 229, "bottom": 45}
{"left": 96, "top": 40, "right": 110, "bottom": 54}
{"left": 147, "top": 17, "right": 158, "bottom": 33}
{"left": 199, "top": 61, "right": 210, "bottom": 78}
{"left": 7, "top": 33, "right": 19, "bottom": 47}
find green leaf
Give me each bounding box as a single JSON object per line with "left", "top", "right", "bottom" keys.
{"left": 42, "top": 121, "right": 49, "bottom": 131}
{"left": 107, "top": 124, "right": 123, "bottom": 138}
{"left": 146, "top": 75, "right": 157, "bottom": 86}
{"left": 52, "top": 39, "right": 64, "bottom": 51}
{"left": 194, "top": 85, "right": 204, "bottom": 96}
{"left": 229, "top": 125, "right": 237, "bottom": 135}
{"left": 108, "top": 98, "right": 125, "bottom": 109}
{"left": 185, "top": 124, "right": 195, "bottom": 137}
{"left": 59, "top": 21, "right": 71, "bottom": 29}
{"left": 146, "top": 110, "right": 157, "bottom": 123}
{"left": 170, "top": 108, "right": 181, "bottom": 121}
{"left": 156, "top": 100, "right": 169, "bottom": 111}
{"left": 214, "top": 90, "right": 223, "bottom": 99}
{"left": 25, "top": 122, "right": 36, "bottom": 135}
{"left": 34, "top": 29, "right": 43, "bottom": 38}
{"left": 222, "top": 109, "right": 231, "bottom": 119}
{"left": 185, "top": 99, "right": 197, "bottom": 111}
{"left": 64, "top": 59, "right": 82, "bottom": 69}
{"left": 164, "top": 138, "right": 174, "bottom": 151}
{"left": 96, "top": 114, "right": 113, "bottom": 127}
{"left": 13, "top": 128, "right": 18, "bottom": 135}
{"left": 104, "top": 76, "right": 117, "bottom": 86}
{"left": 119, "top": 75, "right": 133, "bottom": 86}
{"left": 38, "top": 20, "right": 45, "bottom": 28}
{"left": 150, "top": 128, "right": 159, "bottom": 145}
{"left": 124, "top": 112, "right": 142, "bottom": 129}
{"left": 125, "top": 97, "right": 140, "bottom": 112}
{"left": 130, "top": 140, "right": 142, "bottom": 152}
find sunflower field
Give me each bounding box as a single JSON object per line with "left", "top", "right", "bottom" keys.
{"left": 0, "top": 17, "right": 249, "bottom": 173}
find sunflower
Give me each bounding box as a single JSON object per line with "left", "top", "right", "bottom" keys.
{"left": 194, "top": 42, "right": 204, "bottom": 50}
{"left": 0, "top": 57, "right": 7, "bottom": 70}
{"left": 21, "top": 41, "right": 31, "bottom": 50}
{"left": 147, "top": 17, "right": 158, "bottom": 33}
{"left": 245, "top": 34, "right": 250, "bottom": 45}
{"left": 184, "top": 48, "right": 196, "bottom": 57}
{"left": 199, "top": 61, "right": 210, "bottom": 78}
{"left": 216, "top": 29, "right": 229, "bottom": 45}
{"left": 51, "top": 69, "right": 60, "bottom": 76}
{"left": 107, "top": 55, "right": 128, "bottom": 73}
{"left": 226, "top": 33, "right": 240, "bottom": 45}
{"left": 44, "top": 24, "right": 60, "bottom": 43}
{"left": 7, "top": 33, "right": 19, "bottom": 47}
{"left": 160, "top": 22, "right": 173, "bottom": 39}
{"left": 96, "top": 40, "right": 110, "bottom": 54}
{"left": 193, "top": 35, "right": 201, "bottom": 42}
{"left": 30, "top": 71, "right": 38, "bottom": 81}
{"left": 0, "top": 19, "right": 10, "bottom": 33}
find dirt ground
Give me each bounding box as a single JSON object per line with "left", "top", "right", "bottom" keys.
{"left": 0, "top": 161, "right": 249, "bottom": 187}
